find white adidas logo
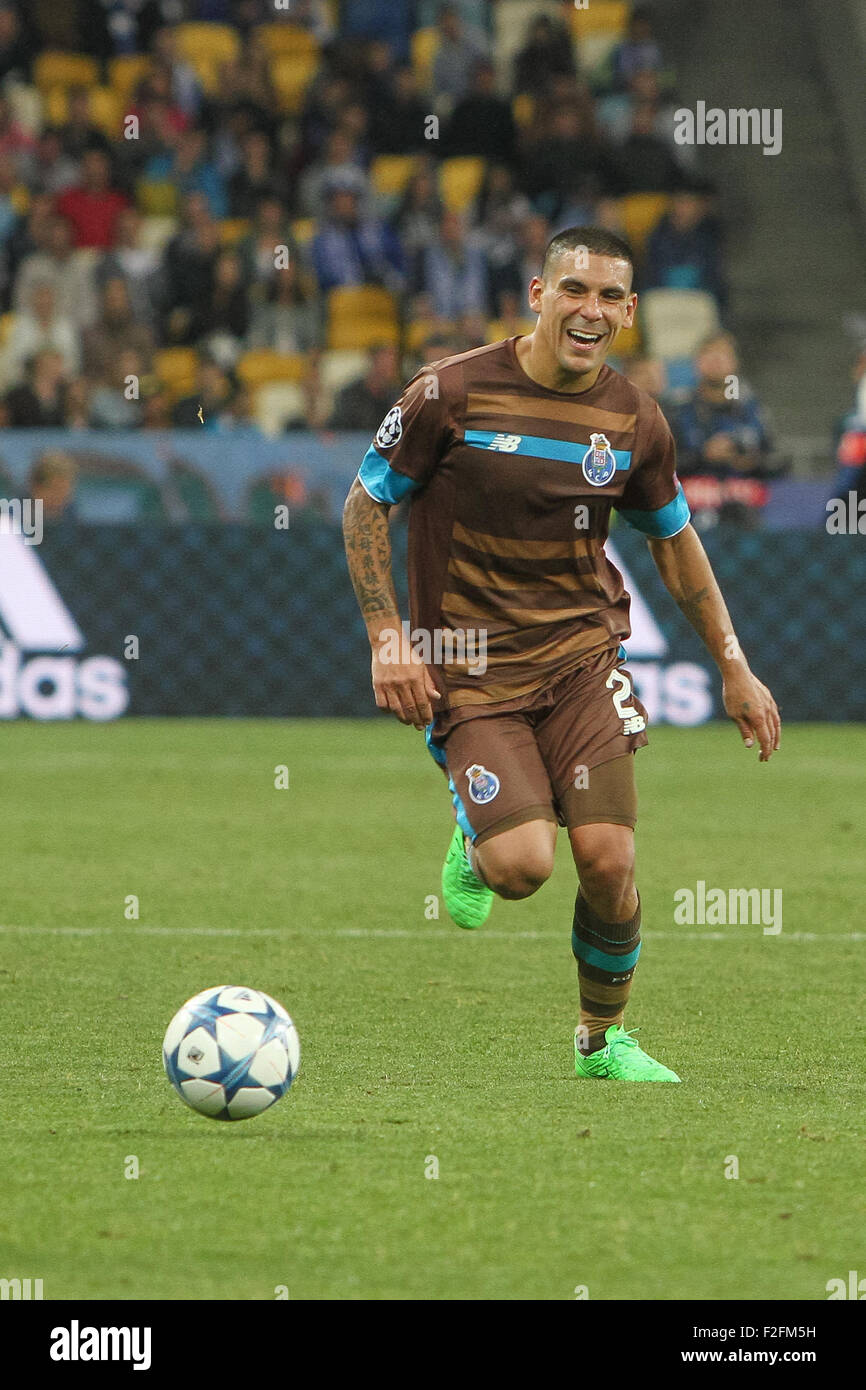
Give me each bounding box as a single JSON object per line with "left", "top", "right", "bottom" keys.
{"left": 0, "top": 528, "right": 128, "bottom": 720}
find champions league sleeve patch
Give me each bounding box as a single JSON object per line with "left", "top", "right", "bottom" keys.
{"left": 465, "top": 763, "right": 500, "bottom": 804}
{"left": 375, "top": 406, "right": 403, "bottom": 449}
{"left": 581, "top": 432, "right": 617, "bottom": 486}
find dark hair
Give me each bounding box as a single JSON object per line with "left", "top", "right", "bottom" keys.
{"left": 542, "top": 225, "right": 635, "bottom": 280}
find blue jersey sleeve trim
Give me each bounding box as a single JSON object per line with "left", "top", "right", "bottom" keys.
{"left": 617, "top": 483, "right": 691, "bottom": 538}
{"left": 357, "top": 446, "right": 419, "bottom": 505}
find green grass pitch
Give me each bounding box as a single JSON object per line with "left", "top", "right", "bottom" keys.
{"left": 0, "top": 718, "right": 862, "bottom": 1301}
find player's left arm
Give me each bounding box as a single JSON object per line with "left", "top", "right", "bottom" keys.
{"left": 647, "top": 523, "right": 781, "bottom": 761}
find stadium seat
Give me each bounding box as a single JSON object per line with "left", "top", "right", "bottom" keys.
{"left": 256, "top": 24, "right": 319, "bottom": 59}
{"left": 639, "top": 289, "right": 719, "bottom": 361}
{"left": 138, "top": 215, "right": 178, "bottom": 253}
{"left": 33, "top": 52, "right": 99, "bottom": 92}
{"left": 570, "top": 0, "right": 629, "bottom": 37}
{"left": 512, "top": 93, "right": 534, "bottom": 130}
{"left": 608, "top": 320, "right": 642, "bottom": 359}
{"left": 0, "top": 311, "right": 16, "bottom": 347}
{"left": 108, "top": 55, "right": 152, "bottom": 102}
{"left": 136, "top": 180, "right": 180, "bottom": 217}
{"left": 236, "top": 350, "right": 307, "bottom": 388}
{"left": 326, "top": 287, "right": 399, "bottom": 351}
{"left": 371, "top": 155, "right": 418, "bottom": 200}
{"left": 173, "top": 22, "right": 240, "bottom": 72}
{"left": 48, "top": 86, "right": 121, "bottom": 138}
{"left": 410, "top": 27, "right": 439, "bottom": 90}
{"left": 619, "top": 193, "right": 671, "bottom": 257}
{"left": 253, "top": 382, "right": 307, "bottom": 435}
{"left": 10, "top": 185, "right": 29, "bottom": 215}
{"left": 6, "top": 83, "right": 42, "bottom": 136}
{"left": 318, "top": 349, "right": 368, "bottom": 416}
{"left": 405, "top": 318, "right": 455, "bottom": 352}
{"left": 290, "top": 218, "right": 315, "bottom": 248}
{"left": 270, "top": 53, "right": 320, "bottom": 114}
{"left": 665, "top": 357, "right": 698, "bottom": 394}
{"left": 439, "top": 157, "right": 486, "bottom": 212}
{"left": 154, "top": 347, "right": 199, "bottom": 401}
{"left": 219, "top": 218, "right": 252, "bottom": 245}
{"left": 485, "top": 316, "right": 537, "bottom": 343}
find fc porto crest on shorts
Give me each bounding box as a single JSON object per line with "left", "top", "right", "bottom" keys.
{"left": 465, "top": 763, "right": 500, "bottom": 804}
{"left": 375, "top": 406, "right": 403, "bottom": 449}
{"left": 581, "top": 432, "right": 617, "bottom": 486}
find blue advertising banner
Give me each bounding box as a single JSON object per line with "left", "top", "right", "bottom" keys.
{"left": 1, "top": 520, "right": 863, "bottom": 722}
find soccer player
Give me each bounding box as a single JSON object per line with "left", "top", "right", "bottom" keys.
{"left": 342, "top": 227, "right": 780, "bottom": 1082}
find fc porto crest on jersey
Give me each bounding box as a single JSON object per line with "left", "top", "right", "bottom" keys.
{"left": 375, "top": 405, "right": 402, "bottom": 449}
{"left": 581, "top": 432, "right": 617, "bottom": 486}
{"left": 465, "top": 763, "right": 500, "bottom": 805}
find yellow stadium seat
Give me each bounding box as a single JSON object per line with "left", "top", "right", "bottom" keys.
{"left": 512, "top": 94, "right": 534, "bottom": 130}
{"left": 270, "top": 53, "right": 320, "bottom": 114}
{"left": 88, "top": 87, "right": 122, "bottom": 138}
{"left": 256, "top": 24, "right": 319, "bottom": 60}
{"left": 328, "top": 286, "right": 397, "bottom": 322}
{"left": 371, "top": 155, "right": 418, "bottom": 199}
{"left": 0, "top": 312, "right": 17, "bottom": 347}
{"left": 486, "top": 317, "right": 537, "bottom": 343}
{"left": 439, "top": 156, "right": 486, "bottom": 212}
{"left": 34, "top": 52, "right": 99, "bottom": 92}
{"left": 10, "top": 185, "right": 29, "bottom": 216}
{"left": 154, "top": 347, "right": 199, "bottom": 401}
{"left": 44, "top": 87, "right": 68, "bottom": 126}
{"left": 109, "top": 55, "right": 152, "bottom": 102}
{"left": 570, "top": 1, "right": 629, "bottom": 37}
{"left": 411, "top": 27, "right": 439, "bottom": 89}
{"left": 609, "top": 321, "right": 642, "bottom": 359}
{"left": 219, "top": 218, "right": 252, "bottom": 245}
{"left": 290, "top": 218, "right": 315, "bottom": 247}
{"left": 173, "top": 23, "right": 240, "bottom": 68}
{"left": 405, "top": 318, "right": 455, "bottom": 352}
{"left": 619, "top": 193, "right": 671, "bottom": 256}
{"left": 236, "top": 350, "right": 307, "bottom": 388}
{"left": 329, "top": 318, "right": 399, "bottom": 350}
{"left": 136, "top": 180, "right": 180, "bottom": 217}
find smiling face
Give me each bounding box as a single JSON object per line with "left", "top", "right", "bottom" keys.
{"left": 524, "top": 247, "right": 637, "bottom": 391}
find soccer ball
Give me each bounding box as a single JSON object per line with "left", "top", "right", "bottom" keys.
{"left": 162, "top": 985, "right": 300, "bottom": 1121}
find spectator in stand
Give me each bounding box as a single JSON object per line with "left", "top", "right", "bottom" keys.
{"left": 368, "top": 64, "right": 430, "bottom": 155}
{"left": 150, "top": 25, "right": 203, "bottom": 123}
{"left": 238, "top": 195, "right": 300, "bottom": 292}
{"left": 392, "top": 162, "right": 443, "bottom": 258}
{"left": 14, "top": 212, "right": 98, "bottom": 328}
{"left": 624, "top": 356, "right": 668, "bottom": 402}
{"left": 611, "top": 5, "right": 665, "bottom": 92}
{"left": 4, "top": 347, "right": 70, "bottom": 426}
{"left": 671, "top": 333, "right": 775, "bottom": 479}
{"left": 55, "top": 148, "right": 129, "bottom": 249}
{"left": 60, "top": 88, "right": 110, "bottom": 161}
{"left": 645, "top": 184, "right": 727, "bottom": 308}
{"left": 432, "top": 3, "right": 490, "bottom": 106}
{"left": 82, "top": 276, "right": 154, "bottom": 381}
{"left": 474, "top": 167, "right": 532, "bottom": 303}
{"left": 327, "top": 342, "right": 400, "bottom": 430}
{"left": 247, "top": 261, "right": 319, "bottom": 355}
{"left": 27, "top": 451, "right": 77, "bottom": 518}
{"left": 412, "top": 208, "right": 488, "bottom": 320}
{"left": 0, "top": 4, "right": 34, "bottom": 85}
{"left": 29, "top": 126, "right": 80, "bottom": 197}
{"left": 227, "top": 129, "right": 289, "bottom": 218}
{"left": 512, "top": 13, "right": 577, "bottom": 96}
{"left": 63, "top": 374, "right": 93, "bottom": 429}
{"left": 611, "top": 101, "right": 685, "bottom": 193}
{"left": 2, "top": 280, "right": 80, "bottom": 385}
{"left": 161, "top": 192, "right": 221, "bottom": 344}
{"left": 299, "top": 127, "right": 369, "bottom": 219}
{"left": 3, "top": 190, "right": 54, "bottom": 293}
{"left": 143, "top": 126, "right": 227, "bottom": 219}
{"left": 191, "top": 248, "right": 250, "bottom": 361}
{"left": 311, "top": 186, "right": 404, "bottom": 293}
{"left": 521, "top": 104, "right": 614, "bottom": 222}
{"left": 443, "top": 60, "right": 516, "bottom": 165}
{"left": 89, "top": 346, "right": 147, "bottom": 429}
{"left": 173, "top": 356, "right": 235, "bottom": 427}
{"left": 0, "top": 149, "right": 22, "bottom": 248}
{"left": 0, "top": 92, "right": 34, "bottom": 180}
{"left": 96, "top": 206, "right": 163, "bottom": 327}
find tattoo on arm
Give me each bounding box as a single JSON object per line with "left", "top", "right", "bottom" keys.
{"left": 342, "top": 479, "right": 400, "bottom": 623}
{"left": 677, "top": 583, "right": 712, "bottom": 642}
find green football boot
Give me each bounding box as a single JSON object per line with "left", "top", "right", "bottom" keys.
{"left": 574, "top": 1024, "right": 681, "bottom": 1082}
{"left": 441, "top": 822, "right": 494, "bottom": 930}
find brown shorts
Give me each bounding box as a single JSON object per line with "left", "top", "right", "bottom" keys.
{"left": 426, "top": 646, "right": 649, "bottom": 845}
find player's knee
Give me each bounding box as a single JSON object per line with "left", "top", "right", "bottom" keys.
{"left": 479, "top": 843, "right": 554, "bottom": 899}
{"left": 573, "top": 833, "right": 635, "bottom": 913}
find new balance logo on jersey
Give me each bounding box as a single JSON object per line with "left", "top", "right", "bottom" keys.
{"left": 0, "top": 530, "right": 128, "bottom": 720}
{"left": 487, "top": 433, "right": 521, "bottom": 452}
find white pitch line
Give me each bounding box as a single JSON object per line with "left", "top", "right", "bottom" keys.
{"left": 0, "top": 924, "right": 863, "bottom": 942}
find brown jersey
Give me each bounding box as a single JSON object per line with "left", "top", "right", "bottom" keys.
{"left": 357, "top": 336, "right": 690, "bottom": 711}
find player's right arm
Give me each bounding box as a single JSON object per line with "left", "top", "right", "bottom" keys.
{"left": 342, "top": 479, "right": 441, "bottom": 728}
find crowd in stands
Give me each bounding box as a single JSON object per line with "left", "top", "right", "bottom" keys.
{"left": 0, "top": 0, "right": 809, "bottom": 522}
